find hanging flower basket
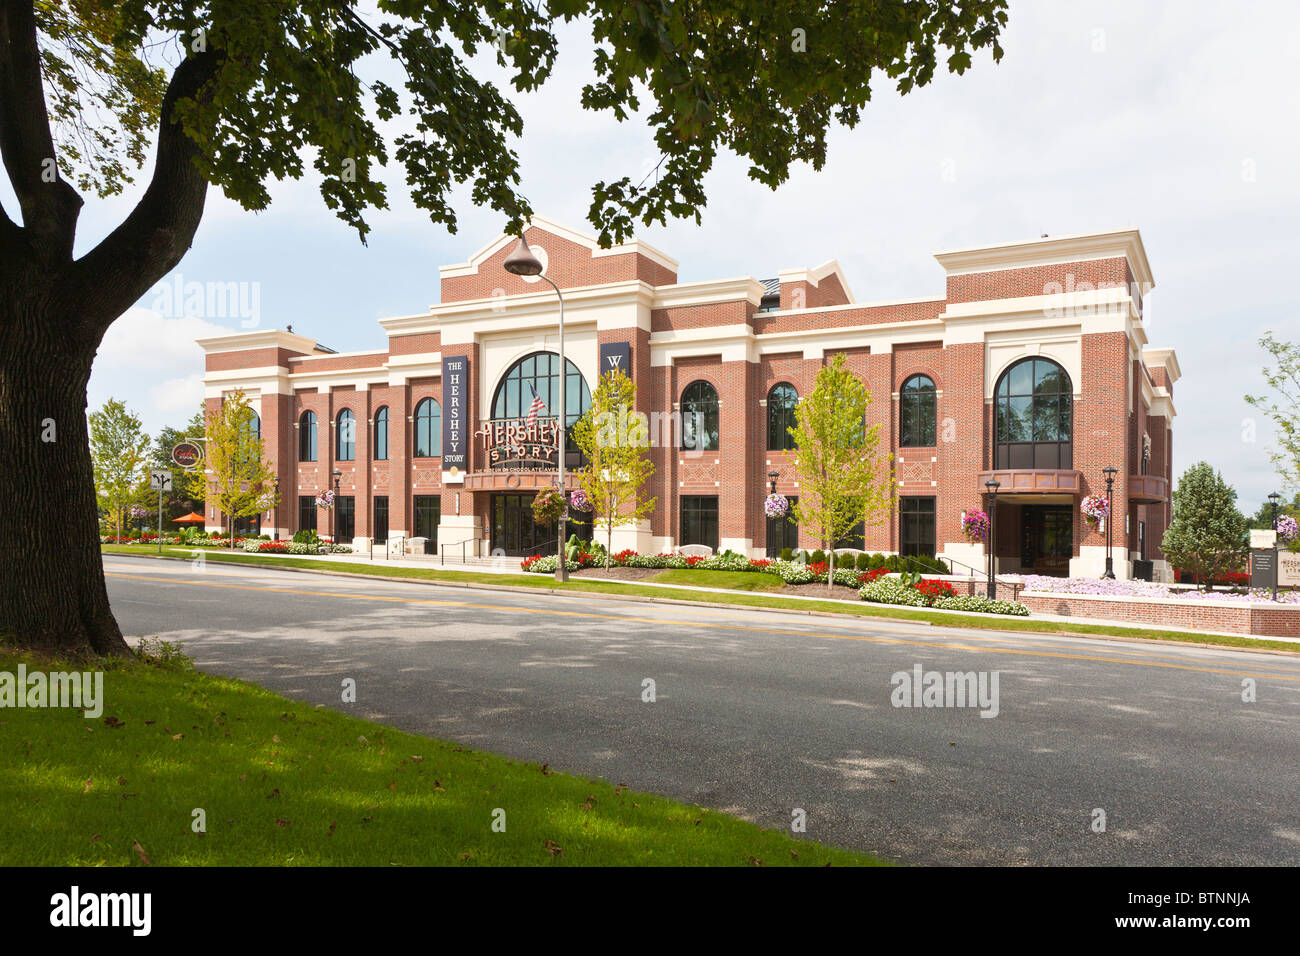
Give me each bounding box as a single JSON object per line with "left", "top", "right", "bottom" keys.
{"left": 569, "top": 489, "right": 594, "bottom": 513}
{"left": 764, "top": 493, "right": 789, "bottom": 518}
{"left": 1277, "top": 514, "right": 1299, "bottom": 544}
{"left": 961, "top": 508, "right": 989, "bottom": 543}
{"left": 129, "top": 505, "right": 149, "bottom": 520}
{"left": 1081, "top": 493, "right": 1109, "bottom": 530}
{"left": 532, "top": 487, "right": 566, "bottom": 526}
{"left": 315, "top": 489, "right": 335, "bottom": 509}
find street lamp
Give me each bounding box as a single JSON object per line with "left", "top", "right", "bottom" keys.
{"left": 768, "top": 471, "right": 779, "bottom": 495}
{"left": 1102, "top": 465, "right": 1118, "bottom": 579}
{"left": 504, "top": 234, "right": 569, "bottom": 583}
{"left": 984, "top": 478, "right": 1000, "bottom": 599}
{"left": 331, "top": 469, "right": 342, "bottom": 552}
{"left": 1269, "top": 491, "right": 1281, "bottom": 602}
{"left": 268, "top": 475, "right": 279, "bottom": 541}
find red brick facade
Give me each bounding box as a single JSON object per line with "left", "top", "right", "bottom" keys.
{"left": 198, "top": 219, "right": 1176, "bottom": 578}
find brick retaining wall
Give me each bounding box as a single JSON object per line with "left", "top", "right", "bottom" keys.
{"left": 1018, "top": 591, "right": 1300, "bottom": 639}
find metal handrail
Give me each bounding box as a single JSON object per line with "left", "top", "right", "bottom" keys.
{"left": 440, "top": 538, "right": 478, "bottom": 565}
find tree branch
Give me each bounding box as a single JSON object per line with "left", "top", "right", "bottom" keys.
{"left": 0, "top": 0, "right": 83, "bottom": 260}
{"left": 64, "top": 48, "right": 222, "bottom": 335}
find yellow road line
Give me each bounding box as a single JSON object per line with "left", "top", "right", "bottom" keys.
{"left": 104, "top": 568, "right": 1300, "bottom": 682}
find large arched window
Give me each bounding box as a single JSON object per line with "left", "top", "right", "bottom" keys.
{"left": 414, "top": 398, "right": 441, "bottom": 457}
{"left": 899, "top": 374, "right": 937, "bottom": 447}
{"left": 994, "top": 357, "right": 1072, "bottom": 469}
{"left": 767, "top": 383, "right": 798, "bottom": 450}
{"left": 336, "top": 409, "right": 356, "bottom": 461}
{"left": 681, "top": 380, "right": 719, "bottom": 451}
{"left": 373, "top": 407, "right": 389, "bottom": 461}
{"left": 298, "top": 411, "right": 317, "bottom": 461}
{"left": 490, "top": 351, "right": 590, "bottom": 425}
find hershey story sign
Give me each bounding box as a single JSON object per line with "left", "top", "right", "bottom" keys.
{"left": 442, "top": 355, "right": 469, "bottom": 472}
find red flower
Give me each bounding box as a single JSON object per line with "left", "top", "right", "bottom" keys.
{"left": 810, "top": 561, "right": 829, "bottom": 577}
{"left": 685, "top": 555, "right": 705, "bottom": 566}
{"left": 858, "top": 568, "right": 889, "bottom": 584}
{"left": 749, "top": 558, "right": 772, "bottom": 569}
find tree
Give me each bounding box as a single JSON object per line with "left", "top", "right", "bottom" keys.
{"left": 182, "top": 392, "right": 277, "bottom": 550}
{"left": 0, "top": 1, "right": 1007, "bottom": 654}
{"left": 790, "top": 353, "right": 895, "bottom": 591}
{"left": 88, "top": 398, "right": 150, "bottom": 542}
{"left": 1161, "top": 462, "right": 1249, "bottom": 588}
{"left": 1245, "top": 334, "right": 1300, "bottom": 491}
{"left": 150, "top": 408, "right": 206, "bottom": 523}
{"left": 570, "top": 370, "right": 657, "bottom": 568}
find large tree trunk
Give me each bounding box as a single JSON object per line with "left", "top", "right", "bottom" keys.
{"left": 0, "top": 300, "right": 129, "bottom": 657}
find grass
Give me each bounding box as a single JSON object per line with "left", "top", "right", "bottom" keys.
{"left": 0, "top": 646, "right": 881, "bottom": 866}
{"left": 99, "top": 545, "right": 1300, "bottom": 654}
{"left": 649, "top": 568, "right": 788, "bottom": 592}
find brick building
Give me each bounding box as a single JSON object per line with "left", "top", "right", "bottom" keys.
{"left": 198, "top": 216, "right": 1179, "bottom": 579}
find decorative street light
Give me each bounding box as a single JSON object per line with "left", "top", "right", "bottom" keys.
{"left": 984, "top": 477, "right": 1000, "bottom": 599}
{"left": 331, "top": 469, "right": 342, "bottom": 552}
{"left": 1269, "top": 491, "right": 1281, "bottom": 602}
{"left": 504, "top": 234, "right": 568, "bottom": 583}
{"left": 768, "top": 471, "right": 779, "bottom": 495}
{"left": 1102, "top": 465, "right": 1118, "bottom": 579}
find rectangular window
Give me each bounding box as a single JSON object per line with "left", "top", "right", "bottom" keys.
{"left": 334, "top": 496, "right": 355, "bottom": 542}
{"left": 766, "top": 496, "right": 799, "bottom": 557}
{"left": 373, "top": 496, "right": 389, "bottom": 543}
{"left": 899, "top": 497, "right": 936, "bottom": 557}
{"left": 680, "top": 496, "right": 719, "bottom": 552}
{"left": 414, "top": 495, "right": 441, "bottom": 547}
{"left": 298, "top": 496, "right": 317, "bottom": 534}
{"left": 833, "top": 520, "right": 865, "bottom": 551}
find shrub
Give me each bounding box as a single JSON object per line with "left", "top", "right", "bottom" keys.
{"left": 779, "top": 547, "right": 793, "bottom": 562}
{"left": 931, "top": 594, "right": 1030, "bottom": 616}
{"left": 810, "top": 549, "right": 826, "bottom": 565}
{"left": 855, "top": 552, "right": 870, "bottom": 571}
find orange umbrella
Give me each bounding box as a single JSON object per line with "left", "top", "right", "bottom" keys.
{"left": 172, "top": 512, "right": 207, "bottom": 524}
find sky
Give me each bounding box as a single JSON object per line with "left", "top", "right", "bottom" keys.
{"left": 59, "top": 0, "right": 1300, "bottom": 513}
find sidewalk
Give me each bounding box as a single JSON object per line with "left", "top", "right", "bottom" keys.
{"left": 146, "top": 546, "right": 1300, "bottom": 646}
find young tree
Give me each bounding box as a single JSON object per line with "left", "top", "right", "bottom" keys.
{"left": 0, "top": 1, "right": 1007, "bottom": 654}
{"left": 570, "top": 370, "right": 657, "bottom": 568}
{"left": 790, "top": 353, "right": 895, "bottom": 591}
{"left": 88, "top": 398, "right": 151, "bottom": 543}
{"left": 1245, "top": 333, "right": 1300, "bottom": 490}
{"left": 1161, "top": 462, "right": 1249, "bottom": 588}
{"left": 183, "top": 392, "right": 277, "bottom": 551}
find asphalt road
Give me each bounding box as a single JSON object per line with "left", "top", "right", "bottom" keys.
{"left": 103, "top": 554, "right": 1300, "bottom": 866}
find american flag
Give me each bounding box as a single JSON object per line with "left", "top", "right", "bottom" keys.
{"left": 525, "top": 381, "right": 546, "bottom": 427}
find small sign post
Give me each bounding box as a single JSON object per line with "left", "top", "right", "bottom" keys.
{"left": 150, "top": 470, "right": 172, "bottom": 554}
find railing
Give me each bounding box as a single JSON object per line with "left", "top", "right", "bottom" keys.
{"left": 903, "top": 553, "right": 1024, "bottom": 599}
{"left": 440, "top": 538, "right": 480, "bottom": 565}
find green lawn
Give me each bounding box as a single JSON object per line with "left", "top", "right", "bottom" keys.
{"left": 99, "top": 545, "right": 1300, "bottom": 653}
{"left": 650, "top": 568, "right": 788, "bottom": 592}
{"left": 0, "top": 646, "right": 880, "bottom": 866}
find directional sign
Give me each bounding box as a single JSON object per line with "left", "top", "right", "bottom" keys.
{"left": 150, "top": 469, "right": 173, "bottom": 491}
{"left": 171, "top": 441, "right": 203, "bottom": 469}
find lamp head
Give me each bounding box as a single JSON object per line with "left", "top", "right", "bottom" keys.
{"left": 503, "top": 235, "right": 544, "bottom": 276}
{"left": 1268, "top": 491, "right": 1280, "bottom": 504}
{"left": 985, "top": 478, "right": 1000, "bottom": 493}
{"left": 1103, "top": 465, "right": 1118, "bottom": 478}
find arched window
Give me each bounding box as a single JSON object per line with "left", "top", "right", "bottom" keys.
{"left": 899, "top": 374, "right": 937, "bottom": 447}
{"left": 298, "top": 411, "right": 317, "bottom": 462}
{"left": 414, "top": 398, "right": 441, "bottom": 458}
{"left": 767, "top": 383, "right": 798, "bottom": 450}
{"left": 373, "top": 407, "right": 389, "bottom": 461}
{"left": 680, "top": 380, "right": 719, "bottom": 451}
{"left": 336, "top": 409, "right": 355, "bottom": 461}
{"left": 490, "top": 351, "right": 590, "bottom": 425}
{"left": 994, "top": 357, "right": 1072, "bottom": 469}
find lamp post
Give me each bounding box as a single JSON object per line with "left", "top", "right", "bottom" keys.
{"left": 768, "top": 471, "right": 779, "bottom": 495}
{"left": 269, "top": 475, "right": 279, "bottom": 541}
{"left": 1102, "top": 465, "right": 1118, "bottom": 579}
{"left": 331, "top": 469, "right": 342, "bottom": 552}
{"left": 1269, "top": 491, "right": 1281, "bottom": 602}
{"left": 504, "top": 234, "right": 568, "bottom": 583}
{"left": 984, "top": 478, "right": 1000, "bottom": 599}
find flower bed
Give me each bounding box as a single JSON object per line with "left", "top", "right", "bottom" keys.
{"left": 1021, "top": 575, "right": 1300, "bottom": 605}
{"left": 859, "top": 577, "right": 1029, "bottom": 615}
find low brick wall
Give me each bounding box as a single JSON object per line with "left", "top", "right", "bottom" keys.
{"left": 1018, "top": 591, "right": 1300, "bottom": 639}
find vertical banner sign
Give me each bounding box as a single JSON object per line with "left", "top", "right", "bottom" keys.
{"left": 442, "top": 355, "right": 469, "bottom": 473}
{"left": 599, "top": 342, "right": 632, "bottom": 379}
